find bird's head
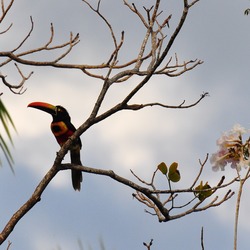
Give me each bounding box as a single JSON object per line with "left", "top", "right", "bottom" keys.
{"left": 28, "top": 102, "right": 71, "bottom": 122}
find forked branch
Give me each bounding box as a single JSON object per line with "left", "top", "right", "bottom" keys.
{"left": 0, "top": 63, "right": 33, "bottom": 94}
{"left": 131, "top": 155, "right": 235, "bottom": 222}
{"left": 0, "top": 14, "right": 80, "bottom": 92}
{"left": 0, "top": 0, "right": 202, "bottom": 85}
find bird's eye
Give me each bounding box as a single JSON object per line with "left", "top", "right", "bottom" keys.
{"left": 55, "top": 107, "right": 61, "bottom": 115}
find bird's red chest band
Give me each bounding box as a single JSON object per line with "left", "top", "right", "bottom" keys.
{"left": 51, "top": 121, "right": 68, "bottom": 136}
{"left": 51, "top": 121, "right": 74, "bottom": 146}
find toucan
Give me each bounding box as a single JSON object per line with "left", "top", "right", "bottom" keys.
{"left": 28, "top": 102, "right": 83, "bottom": 191}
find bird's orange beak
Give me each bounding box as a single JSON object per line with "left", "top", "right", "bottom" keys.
{"left": 27, "top": 102, "right": 57, "bottom": 116}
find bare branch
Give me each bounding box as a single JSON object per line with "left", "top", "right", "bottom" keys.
{"left": 6, "top": 241, "right": 11, "bottom": 250}
{"left": 106, "top": 31, "right": 125, "bottom": 67}
{"left": 143, "top": 239, "right": 153, "bottom": 250}
{"left": 201, "top": 227, "right": 205, "bottom": 250}
{"left": 0, "top": 163, "right": 59, "bottom": 244}
{"left": 0, "top": 0, "right": 202, "bottom": 89}
{"left": 169, "top": 190, "right": 234, "bottom": 221}
{"left": 124, "top": 92, "right": 209, "bottom": 111}
{"left": 118, "top": 0, "right": 191, "bottom": 106}
{"left": 131, "top": 167, "right": 159, "bottom": 199}
{"left": 0, "top": 64, "right": 33, "bottom": 94}
{"left": 190, "top": 154, "right": 209, "bottom": 189}
{"left": 154, "top": 57, "right": 203, "bottom": 77}
{"left": 0, "top": 0, "right": 14, "bottom": 23}
{"left": 82, "top": 0, "right": 119, "bottom": 49}
{"left": 188, "top": 0, "right": 201, "bottom": 8}
{"left": 0, "top": 22, "right": 12, "bottom": 34}
{"left": 0, "top": 22, "right": 80, "bottom": 68}
{"left": 123, "top": 1, "right": 149, "bottom": 28}
{"left": 11, "top": 16, "right": 34, "bottom": 53}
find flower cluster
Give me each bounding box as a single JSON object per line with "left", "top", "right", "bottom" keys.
{"left": 210, "top": 124, "right": 250, "bottom": 171}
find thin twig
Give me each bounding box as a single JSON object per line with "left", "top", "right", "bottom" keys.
{"left": 0, "top": 64, "right": 33, "bottom": 94}
{"left": 190, "top": 154, "right": 209, "bottom": 189}
{"left": 125, "top": 92, "right": 209, "bottom": 111}
{"left": 143, "top": 239, "right": 153, "bottom": 250}
{"left": 11, "top": 16, "right": 34, "bottom": 53}
{"left": 201, "top": 227, "right": 205, "bottom": 250}
{"left": 0, "top": 22, "right": 12, "bottom": 34}
{"left": 0, "top": 0, "right": 14, "bottom": 23}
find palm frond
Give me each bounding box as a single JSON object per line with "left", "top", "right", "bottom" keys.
{"left": 0, "top": 99, "right": 16, "bottom": 172}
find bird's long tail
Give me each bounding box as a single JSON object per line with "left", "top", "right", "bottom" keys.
{"left": 70, "top": 146, "right": 83, "bottom": 191}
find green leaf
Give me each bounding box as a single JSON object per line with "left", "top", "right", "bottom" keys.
{"left": 157, "top": 162, "right": 168, "bottom": 175}
{"left": 194, "top": 181, "right": 213, "bottom": 201}
{"left": 0, "top": 99, "right": 16, "bottom": 144}
{"left": 168, "top": 162, "right": 181, "bottom": 182}
{"left": 0, "top": 98, "right": 16, "bottom": 172}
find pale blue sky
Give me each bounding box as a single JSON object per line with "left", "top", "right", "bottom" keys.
{"left": 1, "top": 0, "right": 250, "bottom": 249}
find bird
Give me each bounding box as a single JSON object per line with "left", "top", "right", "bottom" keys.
{"left": 27, "top": 102, "right": 83, "bottom": 191}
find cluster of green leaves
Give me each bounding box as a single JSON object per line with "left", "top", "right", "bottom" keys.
{"left": 157, "top": 162, "right": 181, "bottom": 182}
{"left": 0, "top": 99, "right": 16, "bottom": 172}
{"left": 158, "top": 162, "right": 212, "bottom": 201}
{"left": 194, "top": 181, "right": 213, "bottom": 201}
